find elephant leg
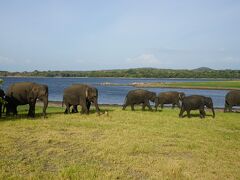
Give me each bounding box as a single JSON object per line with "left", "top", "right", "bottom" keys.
{"left": 224, "top": 104, "right": 228, "bottom": 113}
{"left": 142, "top": 103, "right": 146, "bottom": 111}
{"left": 161, "top": 103, "right": 164, "bottom": 109}
{"left": 86, "top": 101, "right": 91, "bottom": 111}
{"left": 199, "top": 108, "right": 205, "bottom": 118}
{"left": 28, "top": 105, "right": 34, "bottom": 117}
{"left": 179, "top": 107, "right": 185, "bottom": 118}
{"left": 145, "top": 100, "right": 152, "bottom": 111}
{"left": 28, "top": 102, "right": 36, "bottom": 118}
{"left": 122, "top": 101, "right": 129, "bottom": 110}
{"left": 131, "top": 104, "right": 135, "bottom": 111}
{"left": 6, "top": 105, "right": 10, "bottom": 116}
{"left": 224, "top": 101, "right": 231, "bottom": 113}
{"left": 172, "top": 104, "right": 175, "bottom": 109}
{"left": 64, "top": 103, "right": 70, "bottom": 114}
{"left": 187, "top": 110, "right": 191, "bottom": 118}
{"left": 13, "top": 105, "right": 17, "bottom": 116}
{"left": 177, "top": 101, "right": 181, "bottom": 108}
{"left": 71, "top": 105, "right": 78, "bottom": 113}
{"left": 2, "top": 104, "right": 5, "bottom": 113}
{"left": 0, "top": 104, "right": 2, "bottom": 117}
{"left": 155, "top": 102, "right": 158, "bottom": 111}
{"left": 80, "top": 99, "right": 88, "bottom": 114}
{"left": 74, "top": 105, "right": 78, "bottom": 113}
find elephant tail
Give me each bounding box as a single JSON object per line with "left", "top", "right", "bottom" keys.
{"left": 123, "top": 96, "right": 128, "bottom": 105}
{"left": 225, "top": 99, "right": 229, "bottom": 105}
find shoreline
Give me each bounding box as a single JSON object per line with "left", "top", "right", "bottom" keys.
{"left": 45, "top": 101, "right": 228, "bottom": 110}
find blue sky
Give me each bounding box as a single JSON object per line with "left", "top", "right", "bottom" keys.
{"left": 0, "top": 0, "right": 240, "bottom": 71}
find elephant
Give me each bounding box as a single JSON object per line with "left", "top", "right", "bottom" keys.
{"left": 0, "top": 88, "right": 5, "bottom": 118}
{"left": 122, "top": 89, "right": 157, "bottom": 111}
{"left": 6, "top": 82, "right": 48, "bottom": 118}
{"left": 62, "top": 84, "right": 100, "bottom": 115}
{"left": 179, "top": 95, "right": 215, "bottom": 118}
{"left": 224, "top": 90, "right": 240, "bottom": 112}
{"left": 155, "top": 91, "right": 185, "bottom": 110}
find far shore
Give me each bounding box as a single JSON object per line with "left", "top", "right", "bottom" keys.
{"left": 132, "top": 85, "right": 240, "bottom": 91}
{"left": 0, "top": 76, "right": 238, "bottom": 80}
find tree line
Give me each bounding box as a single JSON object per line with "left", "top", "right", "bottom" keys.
{"left": 0, "top": 68, "right": 240, "bottom": 78}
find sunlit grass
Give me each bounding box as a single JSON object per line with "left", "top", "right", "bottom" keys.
{"left": 0, "top": 105, "right": 240, "bottom": 179}
{"left": 135, "top": 80, "right": 240, "bottom": 90}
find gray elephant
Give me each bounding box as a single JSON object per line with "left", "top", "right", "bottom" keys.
{"left": 6, "top": 82, "right": 48, "bottom": 118}
{"left": 224, "top": 90, "right": 240, "bottom": 112}
{"left": 0, "top": 88, "right": 5, "bottom": 118}
{"left": 62, "top": 84, "right": 100, "bottom": 115}
{"left": 179, "top": 95, "right": 215, "bottom": 118}
{"left": 155, "top": 91, "right": 185, "bottom": 110}
{"left": 122, "top": 89, "right": 157, "bottom": 111}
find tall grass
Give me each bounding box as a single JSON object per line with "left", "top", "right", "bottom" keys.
{"left": 0, "top": 105, "right": 240, "bottom": 179}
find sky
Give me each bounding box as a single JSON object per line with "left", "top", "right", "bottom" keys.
{"left": 0, "top": 0, "right": 240, "bottom": 71}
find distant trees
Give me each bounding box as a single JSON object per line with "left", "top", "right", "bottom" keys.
{"left": 0, "top": 68, "right": 240, "bottom": 78}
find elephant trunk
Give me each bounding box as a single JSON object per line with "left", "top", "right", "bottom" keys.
{"left": 154, "top": 97, "right": 159, "bottom": 111}
{"left": 41, "top": 96, "right": 48, "bottom": 117}
{"left": 93, "top": 98, "right": 100, "bottom": 115}
{"left": 212, "top": 107, "right": 215, "bottom": 118}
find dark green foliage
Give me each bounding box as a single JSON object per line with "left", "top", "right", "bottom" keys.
{"left": 0, "top": 68, "right": 240, "bottom": 78}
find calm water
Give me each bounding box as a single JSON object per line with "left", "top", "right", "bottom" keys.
{"left": 0, "top": 77, "right": 229, "bottom": 107}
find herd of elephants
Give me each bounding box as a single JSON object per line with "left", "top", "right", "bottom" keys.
{"left": 0, "top": 82, "right": 240, "bottom": 119}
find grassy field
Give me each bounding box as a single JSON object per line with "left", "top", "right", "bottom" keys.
{"left": 134, "top": 80, "right": 240, "bottom": 90}
{"left": 0, "top": 105, "right": 240, "bottom": 179}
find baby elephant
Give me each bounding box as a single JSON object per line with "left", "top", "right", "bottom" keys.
{"left": 179, "top": 95, "right": 215, "bottom": 118}
{"left": 155, "top": 91, "right": 185, "bottom": 110}
{"left": 122, "top": 89, "right": 157, "bottom": 111}
{"left": 224, "top": 90, "right": 240, "bottom": 112}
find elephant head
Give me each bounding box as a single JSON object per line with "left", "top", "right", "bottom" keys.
{"left": 29, "top": 83, "right": 48, "bottom": 117}
{"left": 85, "top": 87, "right": 98, "bottom": 102}
{"left": 149, "top": 92, "right": 157, "bottom": 103}
{"left": 204, "top": 97, "right": 215, "bottom": 118}
{"left": 178, "top": 92, "right": 185, "bottom": 101}
{"left": 85, "top": 86, "right": 100, "bottom": 114}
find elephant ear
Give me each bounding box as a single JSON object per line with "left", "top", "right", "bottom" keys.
{"left": 29, "top": 87, "right": 38, "bottom": 101}
{"left": 179, "top": 94, "right": 182, "bottom": 100}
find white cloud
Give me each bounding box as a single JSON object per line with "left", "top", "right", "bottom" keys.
{"left": 0, "top": 56, "right": 15, "bottom": 64}
{"left": 126, "top": 53, "right": 161, "bottom": 67}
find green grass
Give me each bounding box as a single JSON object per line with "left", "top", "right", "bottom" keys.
{"left": 0, "top": 105, "right": 240, "bottom": 179}
{"left": 135, "top": 81, "right": 240, "bottom": 90}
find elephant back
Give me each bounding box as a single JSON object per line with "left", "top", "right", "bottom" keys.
{"left": 225, "top": 90, "right": 240, "bottom": 105}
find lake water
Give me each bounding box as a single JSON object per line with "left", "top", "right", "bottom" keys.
{"left": 0, "top": 77, "right": 229, "bottom": 107}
